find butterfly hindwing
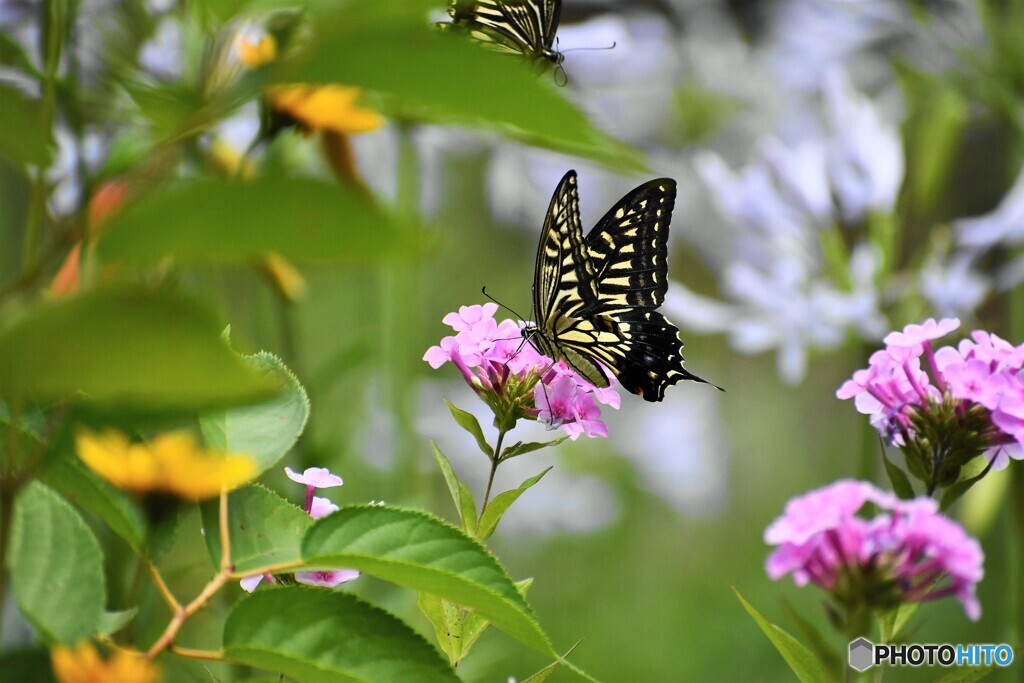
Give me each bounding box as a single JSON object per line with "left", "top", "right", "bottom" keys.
{"left": 446, "top": 0, "right": 562, "bottom": 64}
{"left": 527, "top": 171, "right": 716, "bottom": 401}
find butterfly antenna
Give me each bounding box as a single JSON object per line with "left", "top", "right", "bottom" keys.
{"left": 481, "top": 286, "right": 530, "bottom": 323}
{"left": 561, "top": 41, "right": 617, "bottom": 53}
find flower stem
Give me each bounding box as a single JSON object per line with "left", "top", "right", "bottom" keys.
{"left": 23, "top": 0, "right": 65, "bottom": 275}
{"left": 478, "top": 429, "right": 507, "bottom": 528}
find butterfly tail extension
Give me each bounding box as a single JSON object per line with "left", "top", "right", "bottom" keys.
{"left": 613, "top": 310, "right": 722, "bottom": 401}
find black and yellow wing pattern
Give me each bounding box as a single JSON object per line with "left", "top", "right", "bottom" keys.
{"left": 445, "top": 0, "right": 563, "bottom": 66}
{"left": 524, "top": 170, "right": 717, "bottom": 402}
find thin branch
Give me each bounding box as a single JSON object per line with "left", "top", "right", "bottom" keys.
{"left": 147, "top": 562, "right": 181, "bottom": 612}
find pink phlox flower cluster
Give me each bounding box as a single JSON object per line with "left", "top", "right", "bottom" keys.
{"left": 241, "top": 467, "right": 359, "bottom": 592}
{"left": 425, "top": 303, "right": 619, "bottom": 439}
{"left": 765, "top": 480, "right": 984, "bottom": 620}
{"left": 837, "top": 318, "right": 1024, "bottom": 468}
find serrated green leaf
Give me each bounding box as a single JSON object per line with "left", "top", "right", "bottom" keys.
{"left": 0, "top": 84, "right": 53, "bottom": 167}
{"left": 460, "top": 576, "right": 534, "bottom": 661}
{"left": 279, "top": 20, "right": 645, "bottom": 171}
{"left": 444, "top": 399, "right": 491, "bottom": 457}
{"left": 201, "top": 483, "right": 311, "bottom": 573}
{"left": 8, "top": 483, "right": 106, "bottom": 644}
{"left": 417, "top": 592, "right": 463, "bottom": 663}
{"left": 477, "top": 467, "right": 552, "bottom": 541}
{"left": 146, "top": 507, "right": 179, "bottom": 560}
{"left": 501, "top": 438, "right": 566, "bottom": 460}
{"left": 223, "top": 587, "right": 459, "bottom": 682}
{"left": 301, "top": 505, "right": 552, "bottom": 655}
{"left": 200, "top": 351, "right": 309, "bottom": 476}
{"left": 98, "top": 607, "right": 138, "bottom": 636}
{"left": 96, "top": 177, "right": 423, "bottom": 267}
{"left": 0, "top": 287, "right": 277, "bottom": 412}
{"left": 38, "top": 449, "right": 147, "bottom": 553}
{"left": 733, "top": 587, "right": 834, "bottom": 683}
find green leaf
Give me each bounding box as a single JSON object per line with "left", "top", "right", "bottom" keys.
{"left": 430, "top": 441, "right": 475, "bottom": 532}
{"left": 0, "top": 84, "right": 53, "bottom": 167}
{"left": 444, "top": 399, "right": 491, "bottom": 458}
{"left": 885, "top": 602, "right": 918, "bottom": 641}
{"left": 0, "top": 287, "right": 277, "bottom": 412}
{"left": 301, "top": 505, "right": 552, "bottom": 655}
{"left": 223, "top": 586, "right": 459, "bottom": 682}
{"left": 96, "top": 177, "right": 423, "bottom": 267}
{"left": 7, "top": 482, "right": 106, "bottom": 644}
{"left": 200, "top": 350, "right": 309, "bottom": 476}
{"left": 417, "top": 592, "right": 463, "bottom": 663}
{"left": 522, "top": 641, "right": 582, "bottom": 683}
{"left": 0, "top": 33, "right": 40, "bottom": 78}
{"left": 880, "top": 441, "right": 915, "bottom": 500}
{"left": 781, "top": 600, "right": 841, "bottom": 674}
{"left": 934, "top": 660, "right": 1004, "bottom": 683}
{"left": 201, "top": 483, "right": 311, "bottom": 573}
{"left": 0, "top": 650, "right": 56, "bottom": 683}
{"left": 733, "top": 587, "right": 834, "bottom": 683}
{"left": 501, "top": 438, "right": 566, "bottom": 460}
{"left": 281, "top": 22, "right": 645, "bottom": 171}
{"left": 460, "top": 577, "right": 534, "bottom": 661}
{"left": 941, "top": 460, "right": 995, "bottom": 512}
{"left": 98, "top": 608, "right": 138, "bottom": 636}
{"left": 476, "top": 467, "right": 552, "bottom": 541}
{"left": 37, "top": 448, "right": 147, "bottom": 553}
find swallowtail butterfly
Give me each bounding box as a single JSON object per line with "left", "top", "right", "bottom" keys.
{"left": 522, "top": 170, "right": 718, "bottom": 401}
{"left": 444, "top": 0, "right": 564, "bottom": 67}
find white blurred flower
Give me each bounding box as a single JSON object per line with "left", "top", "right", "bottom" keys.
{"left": 920, "top": 252, "right": 989, "bottom": 317}
{"left": 557, "top": 14, "right": 676, "bottom": 145}
{"left": 955, "top": 164, "right": 1024, "bottom": 249}
{"left": 139, "top": 17, "right": 183, "bottom": 80}
{"left": 766, "top": 0, "right": 905, "bottom": 94}
{"left": 48, "top": 126, "right": 107, "bottom": 216}
{"left": 822, "top": 68, "right": 904, "bottom": 222}
{"left": 609, "top": 386, "right": 728, "bottom": 517}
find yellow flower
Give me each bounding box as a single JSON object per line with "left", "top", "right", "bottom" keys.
{"left": 52, "top": 642, "right": 160, "bottom": 683}
{"left": 267, "top": 84, "right": 383, "bottom": 135}
{"left": 235, "top": 34, "right": 278, "bottom": 69}
{"left": 76, "top": 430, "right": 256, "bottom": 500}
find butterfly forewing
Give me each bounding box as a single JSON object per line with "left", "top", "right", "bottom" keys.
{"left": 527, "top": 170, "right": 716, "bottom": 401}
{"left": 585, "top": 179, "right": 675, "bottom": 313}
{"left": 447, "top": 0, "right": 562, "bottom": 64}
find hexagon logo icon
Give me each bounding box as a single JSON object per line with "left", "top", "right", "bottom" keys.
{"left": 849, "top": 637, "right": 875, "bottom": 672}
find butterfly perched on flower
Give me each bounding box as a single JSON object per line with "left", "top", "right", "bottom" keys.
{"left": 522, "top": 170, "right": 719, "bottom": 401}
{"left": 443, "top": 0, "right": 564, "bottom": 68}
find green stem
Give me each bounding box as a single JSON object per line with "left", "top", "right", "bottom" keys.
{"left": 478, "top": 430, "right": 507, "bottom": 524}
{"left": 22, "top": 0, "right": 65, "bottom": 275}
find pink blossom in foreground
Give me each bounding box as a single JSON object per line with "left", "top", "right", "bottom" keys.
{"left": 766, "top": 480, "right": 984, "bottom": 620}
{"left": 295, "top": 568, "right": 361, "bottom": 588}
{"left": 837, "top": 318, "right": 1024, "bottom": 470}
{"left": 240, "top": 467, "right": 359, "bottom": 592}
{"left": 424, "top": 303, "right": 619, "bottom": 439}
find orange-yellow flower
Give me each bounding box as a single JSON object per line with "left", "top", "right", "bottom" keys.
{"left": 51, "top": 642, "right": 160, "bottom": 683}
{"left": 267, "top": 84, "right": 383, "bottom": 135}
{"left": 235, "top": 34, "right": 277, "bottom": 69}
{"left": 76, "top": 430, "right": 255, "bottom": 500}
